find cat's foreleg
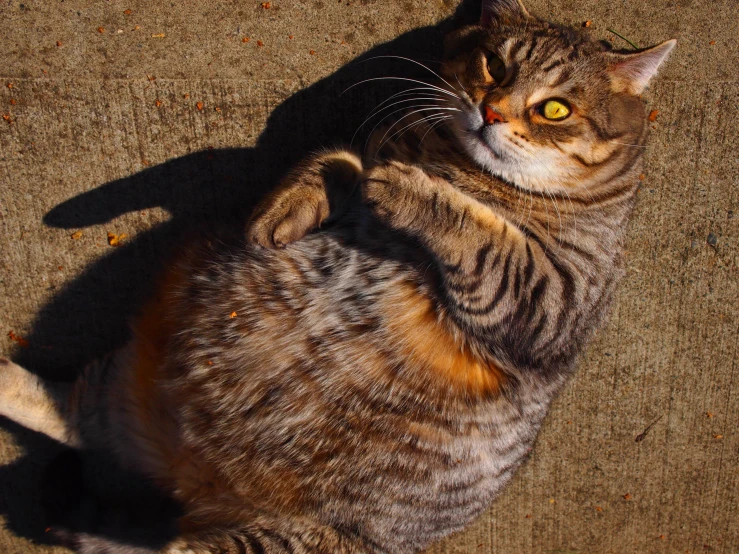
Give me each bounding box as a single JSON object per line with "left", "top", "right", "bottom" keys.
{"left": 248, "top": 149, "right": 363, "bottom": 248}
{"left": 362, "top": 162, "right": 563, "bottom": 335}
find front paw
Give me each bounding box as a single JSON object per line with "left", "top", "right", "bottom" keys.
{"left": 362, "top": 162, "right": 431, "bottom": 230}
{"left": 247, "top": 184, "right": 329, "bottom": 249}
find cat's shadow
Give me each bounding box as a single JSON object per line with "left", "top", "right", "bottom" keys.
{"left": 0, "top": 1, "right": 484, "bottom": 548}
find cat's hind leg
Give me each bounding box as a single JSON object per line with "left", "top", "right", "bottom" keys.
{"left": 0, "top": 356, "right": 78, "bottom": 445}
{"left": 0, "top": 350, "right": 126, "bottom": 448}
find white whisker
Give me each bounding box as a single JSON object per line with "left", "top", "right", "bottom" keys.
{"left": 609, "top": 141, "right": 647, "bottom": 148}
{"left": 363, "top": 56, "right": 460, "bottom": 98}
{"left": 351, "top": 96, "right": 453, "bottom": 147}
{"left": 364, "top": 105, "right": 456, "bottom": 154}
{"left": 343, "top": 76, "right": 460, "bottom": 100}
{"left": 378, "top": 114, "right": 451, "bottom": 154}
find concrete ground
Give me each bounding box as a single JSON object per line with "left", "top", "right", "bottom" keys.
{"left": 0, "top": 0, "right": 736, "bottom": 552}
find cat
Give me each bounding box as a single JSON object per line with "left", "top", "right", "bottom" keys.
{"left": 0, "top": 0, "right": 675, "bottom": 552}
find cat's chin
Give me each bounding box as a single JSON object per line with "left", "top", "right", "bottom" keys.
{"left": 455, "top": 124, "right": 575, "bottom": 196}
{"left": 455, "top": 126, "right": 526, "bottom": 187}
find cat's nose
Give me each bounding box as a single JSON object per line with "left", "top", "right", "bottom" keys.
{"left": 484, "top": 105, "right": 505, "bottom": 125}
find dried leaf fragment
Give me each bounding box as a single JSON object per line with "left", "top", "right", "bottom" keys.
{"left": 257, "top": 40, "right": 264, "bottom": 47}
{"left": 71, "top": 231, "right": 83, "bottom": 240}
{"left": 155, "top": 99, "right": 163, "bottom": 107}
{"left": 107, "top": 232, "right": 127, "bottom": 246}
{"left": 242, "top": 36, "right": 250, "bottom": 43}
{"left": 713, "top": 434, "right": 723, "bottom": 440}
{"left": 706, "top": 411, "right": 714, "bottom": 418}
{"left": 623, "top": 493, "right": 632, "bottom": 500}
{"left": 309, "top": 49, "right": 316, "bottom": 55}
{"left": 288, "top": 35, "right": 294, "bottom": 39}
{"left": 230, "top": 311, "right": 238, "bottom": 318}
{"left": 583, "top": 20, "right": 592, "bottom": 27}
{"left": 123, "top": 9, "right": 133, "bottom": 15}
{"left": 261, "top": 2, "right": 271, "bottom": 7}
{"left": 97, "top": 27, "right": 105, "bottom": 33}
{"left": 196, "top": 101, "right": 204, "bottom": 111}
{"left": 151, "top": 33, "right": 166, "bottom": 38}
{"left": 648, "top": 110, "right": 659, "bottom": 122}
{"left": 595, "top": 506, "right": 603, "bottom": 512}
{"left": 56, "top": 40, "right": 63, "bottom": 47}
{"left": 8, "top": 330, "right": 30, "bottom": 348}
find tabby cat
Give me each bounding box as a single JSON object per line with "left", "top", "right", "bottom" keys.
{"left": 0, "top": 0, "right": 675, "bottom": 552}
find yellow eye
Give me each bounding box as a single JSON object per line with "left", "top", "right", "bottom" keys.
{"left": 541, "top": 99, "right": 571, "bottom": 121}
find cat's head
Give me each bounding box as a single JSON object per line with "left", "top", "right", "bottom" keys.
{"left": 441, "top": 0, "right": 675, "bottom": 194}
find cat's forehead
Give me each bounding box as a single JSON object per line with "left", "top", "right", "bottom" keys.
{"left": 447, "top": 21, "right": 604, "bottom": 73}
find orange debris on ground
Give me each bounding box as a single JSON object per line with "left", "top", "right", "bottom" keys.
{"left": 107, "top": 232, "right": 127, "bottom": 246}
{"left": 8, "top": 330, "right": 30, "bottom": 348}
{"left": 648, "top": 110, "right": 659, "bottom": 122}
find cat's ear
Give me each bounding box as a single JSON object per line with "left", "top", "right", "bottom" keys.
{"left": 481, "top": 0, "right": 530, "bottom": 25}
{"left": 607, "top": 40, "right": 677, "bottom": 94}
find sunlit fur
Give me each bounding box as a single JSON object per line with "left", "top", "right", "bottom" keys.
{"left": 0, "top": 2, "right": 674, "bottom": 553}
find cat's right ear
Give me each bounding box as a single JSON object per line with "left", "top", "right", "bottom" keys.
{"left": 481, "top": 0, "right": 530, "bottom": 25}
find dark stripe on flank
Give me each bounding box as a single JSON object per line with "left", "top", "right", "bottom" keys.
{"left": 474, "top": 243, "right": 494, "bottom": 276}
{"left": 462, "top": 253, "right": 512, "bottom": 315}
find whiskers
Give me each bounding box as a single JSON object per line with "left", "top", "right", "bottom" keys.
{"left": 345, "top": 57, "right": 466, "bottom": 154}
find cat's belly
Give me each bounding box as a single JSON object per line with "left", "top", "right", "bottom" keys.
{"left": 131, "top": 232, "right": 551, "bottom": 552}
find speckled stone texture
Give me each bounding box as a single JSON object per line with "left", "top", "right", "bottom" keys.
{"left": 0, "top": 1, "right": 736, "bottom": 553}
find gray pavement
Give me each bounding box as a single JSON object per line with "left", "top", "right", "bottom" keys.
{"left": 0, "top": 1, "right": 736, "bottom": 553}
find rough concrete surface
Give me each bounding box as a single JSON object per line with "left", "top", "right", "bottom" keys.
{"left": 0, "top": 0, "right": 736, "bottom": 552}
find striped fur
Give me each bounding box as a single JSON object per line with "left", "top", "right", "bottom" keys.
{"left": 0, "top": 1, "right": 674, "bottom": 552}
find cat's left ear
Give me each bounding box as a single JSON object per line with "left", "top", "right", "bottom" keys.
{"left": 481, "top": 0, "right": 530, "bottom": 25}
{"left": 607, "top": 40, "right": 677, "bottom": 94}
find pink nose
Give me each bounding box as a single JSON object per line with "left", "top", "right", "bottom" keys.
{"left": 484, "top": 105, "right": 505, "bottom": 125}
